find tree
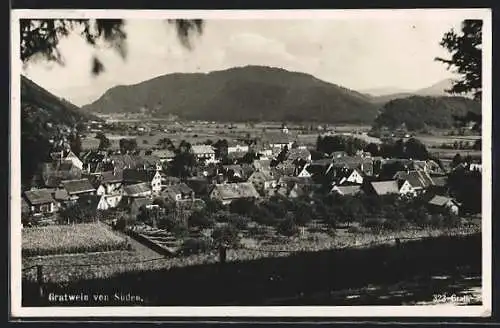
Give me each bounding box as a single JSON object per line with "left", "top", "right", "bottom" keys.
{"left": 188, "top": 209, "right": 215, "bottom": 229}
{"left": 212, "top": 224, "right": 240, "bottom": 247}
{"left": 452, "top": 153, "right": 463, "bottom": 167}
{"left": 119, "top": 138, "right": 138, "bottom": 153}
{"left": 157, "top": 137, "right": 175, "bottom": 151}
{"left": 68, "top": 133, "right": 82, "bottom": 156}
{"left": 21, "top": 19, "right": 203, "bottom": 75}
{"left": 436, "top": 20, "right": 482, "bottom": 101}
{"left": 277, "top": 214, "right": 299, "bottom": 237}
{"left": 405, "top": 138, "right": 429, "bottom": 160}
{"left": 95, "top": 132, "right": 111, "bottom": 150}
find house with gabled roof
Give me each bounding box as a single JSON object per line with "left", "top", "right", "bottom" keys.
{"left": 330, "top": 185, "right": 362, "bottom": 196}
{"left": 151, "top": 149, "right": 176, "bottom": 163}
{"left": 428, "top": 195, "right": 460, "bottom": 215}
{"left": 41, "top": 161, "right": 83, "bottom": 188}
{"left": 247, "top": 170, "right": 276, "bottom": 193}
{"left": 122, "top": 182, "right": 152, "bottom": 198}
{"left": 191, "top": 145, "right": 217, "bottom": 163}
{"left": 210, "top": 182, "right": 260, "bottom": 205}
{"left": 252, "top": 159, "right": 271, "bottom": 172}
{"left": 335, "top": 168, "right": 364, "bottom": 185}
{"left": 90, "top": 170, "right": 123, "bottom": 196}
{"left": 162, "top": 183, "right": 195, "bottom": 202}
{"left": 50, "top": 149, "right": 83, "bottom": 170}
{"left": 366, "top": 179, "right": 415, "bottom": 197}
{"left": 123, "top": 168, "right": 162, "bottom": 194}
{"left": 23, "top": 189, "right": 57, "bottom": 215}
{"left": 61, "top": 179, "right": 96, "bottom": 201}
{"left": 393, "top": 170, "right": 434, "bottom": 193}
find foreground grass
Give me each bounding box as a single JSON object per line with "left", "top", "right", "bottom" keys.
{"left": 22, "top": 222, "right": 128, "bottom": 257}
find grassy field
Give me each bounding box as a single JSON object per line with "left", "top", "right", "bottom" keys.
{"left": 22, "top": 223, "right": 128, "bottom": 256}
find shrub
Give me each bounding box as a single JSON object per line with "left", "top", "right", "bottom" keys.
{"left": 277, "top": 217, "right": 299, "bottom": 237}
{"left": 212, "top": 224, "right": 240, "bottom": 247}
{"left": 181, "top": 238, "right": 213, "bottom": 255}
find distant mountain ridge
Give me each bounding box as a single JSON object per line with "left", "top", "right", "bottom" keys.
{"left": 364, "top": 78, "right": 458, "bottom": 104}
{"left": 82, "top": 65, "right": 380, "bottom": 124}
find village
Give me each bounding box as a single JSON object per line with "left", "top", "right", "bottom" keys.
{"left": 20, "top": 116, "right": 483, "bottom": 264}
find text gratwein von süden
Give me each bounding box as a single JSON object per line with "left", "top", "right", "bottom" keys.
{"left": 47, "top": 292, "right": 144, "bottom": 303}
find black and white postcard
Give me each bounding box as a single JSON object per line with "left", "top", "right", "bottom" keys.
{"left": 10, "top": 9, "right": 492, "bottom": 318}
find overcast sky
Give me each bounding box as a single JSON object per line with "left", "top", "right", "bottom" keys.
{"left": 21, "top": 13, "right": 473, "bottom": 106}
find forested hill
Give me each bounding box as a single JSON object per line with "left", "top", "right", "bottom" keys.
{"left": 20, "top": 75, "right": 96, "bottom": 188}
{"left": 372, "top": 96, "right": 481, "bottom": 131}
{"left": 82, "top": 65, "right": 379, "bottom": 124}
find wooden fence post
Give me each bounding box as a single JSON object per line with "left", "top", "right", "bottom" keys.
{"left": 36, "top": 265, "right": 44, "bottom": 300}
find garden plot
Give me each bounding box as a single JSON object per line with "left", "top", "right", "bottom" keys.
{"left": 22, "top": 223, "right": 128, "bottom": 257}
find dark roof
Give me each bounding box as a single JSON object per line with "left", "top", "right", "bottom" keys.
{"left": 130, "top": 197, "right": 154, "bottom": 211}
{"left": 123, "top": 168, "right": 159, "bottom": 183}
{"left": 164, "top": 183, "right": 193, "bottom": 195}
{"left": 100, "top": 170, "right": 123, "bottom": 184}
{"left": 431, "top": 176, "right": 448, "bottom": 187}
{"left": 78, "top": 194, "right": 103, "bottom": 209}
{"left": 109, "top": 155, "right": 160, "bottom": 170}
{"left": 24, "top": 189, "right": 55, "bottom": 205}
{"left": 249, "top": 170, "right": 274, "bottom": 181}
{"left": 61, "top": 179, "right": 96, "bottom": 195}
{"left": 123, "top": 182, "right": 151, "bottom": 196}
{"left": 263, "top": 132, "right": 293, "bottom": 145}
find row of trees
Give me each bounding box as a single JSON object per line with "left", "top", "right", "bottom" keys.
{"left": 316, "top": 135, "right": 367, "bottom": 156}
{"left": 364, "top": 138, "right": 430, "bottom": 160}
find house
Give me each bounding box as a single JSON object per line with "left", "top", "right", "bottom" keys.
{"left": 50, "top": 149, "right": 83, "bottom": 170}
{"left": 332, "top": 156, "right": 374, "bottom": 176}
{"left": 274, "top": 176, "right": 315, "bottom": 198}
{"left": 252, "top": 159, "right": 271, "bottom": 172}
{"left": 247, "top": 170, "right": 276, "bottom": 193}
{"left": 393, "top": 170, "right": 434, "bottom": 193}
{"left": 367, "top": 180, "right": 400, "bottom": 196}
{"left": 287, "top": 148, "right": 312, "bottom": 163}
{"left": 330, "top": 185, "right": 362, "bottom": 196}
{"left": 151, "top": 149, "right": 176, "bottom": 163}
{"left": 288, "top": 183, "right": 318, "bottom": 199}
{"left": 222, "top": 164, "right": 246, "bottom": 180}
{"left": 123, "top": 168, "right": 162, "bottom": 194}
{"left": 78, "top": 194, "right": 123, "bottom": 212}
{"left": 191, "top": 145, "right": 217, "bottom": 163}
{"left": 163, "top": 183, "right": 195, "bottom": 202}
{"left": 227, "top": 141, "right": 250, "bottom": 154}
{"left": 81, "top": 150, "right": 110, "bottom": 174}
{"left": 41, "top": 161, "right": 83, "bottom": 188}
{"left": 366, "top": 180, "right": 415, "bottom": 197}
{"left": 122, "top": 182, "right": 152, "bottom": 198}
{"left": 108, "top": 154, "right": 162, "bottom": 171}
{"left": 210, "top": 182, "right": 260, "bottom": 205}
{"left": 264, "top": 132, "right": 294, "bottom": 150}
{"left": 335, "top": 168, "right": 364, "bottom": 185}
{"left": 23, "top": 189, "right": 57, "bottom": 215}
{"left": 61, "top": 179, "right": 96, "bottom": 201}
{"left": 428, "top": 195, "right": 460, "bottom": 215}
{"left": 272, "top": 161, "right": 297, "bottom": 179}
{"left": 412, "top": 160, "right": 445, "bottom": 175}
{"left": 91, "top": 170, "right": 123, "bottom": 196}
{"left": 162, "top": 175, "right": 182, "bottom": 187}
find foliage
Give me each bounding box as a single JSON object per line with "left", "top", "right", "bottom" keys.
{"left": 447, "top": 167, "right": 482, "bottom": 214}
{"left": 212, "top": 224, "right": 240, "bottom": 247}
{"left": 58, "top": 203, "right": 97, "bottom": 224}
{"left": 21, "top": 19, "right": 203, "bottom": 75}
{"left": 68, "top": 133, "right": 82, "bottom": 156}
{"left": 435, "top": 20, "right": 482, "bottom": 101}
{"left": 188, "top": 209, "right": 216, "bottom": 229}
{"left": 181, "top": 238, "right": 213, "bottom": 256}
{"left": 95, "top": 132, "right": 111, "bottom": 150}
{"left": 22, "top": 223, "right": 128, "bottom": 256}
{"left": 119, "top": 138, "right": 138, "bottom": 153}
{"left": 317, "top": 135, "right": 367, "bottom": 156}
{"left": 277, "top": 214, "right": 300, "bottom": 236}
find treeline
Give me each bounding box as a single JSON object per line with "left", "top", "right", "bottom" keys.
{"left": 373, "top": 96, "right": 481, "bottom": 131}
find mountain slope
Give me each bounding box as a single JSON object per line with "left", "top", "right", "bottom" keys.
{"left": 373, "top": 95, "right": 481, "bottom": 131}
{"left": 82, "top": 65, "right": 379, "bottom": 124}
{"left": 367, "top": 78, "right": 457, "bottom": 104}
{"left": 21, "top": 75, "right": 95, "bottom": 189}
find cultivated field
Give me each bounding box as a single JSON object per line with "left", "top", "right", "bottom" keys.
{"left": 22, "top": 223, "right": 128, "bottom": 257}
